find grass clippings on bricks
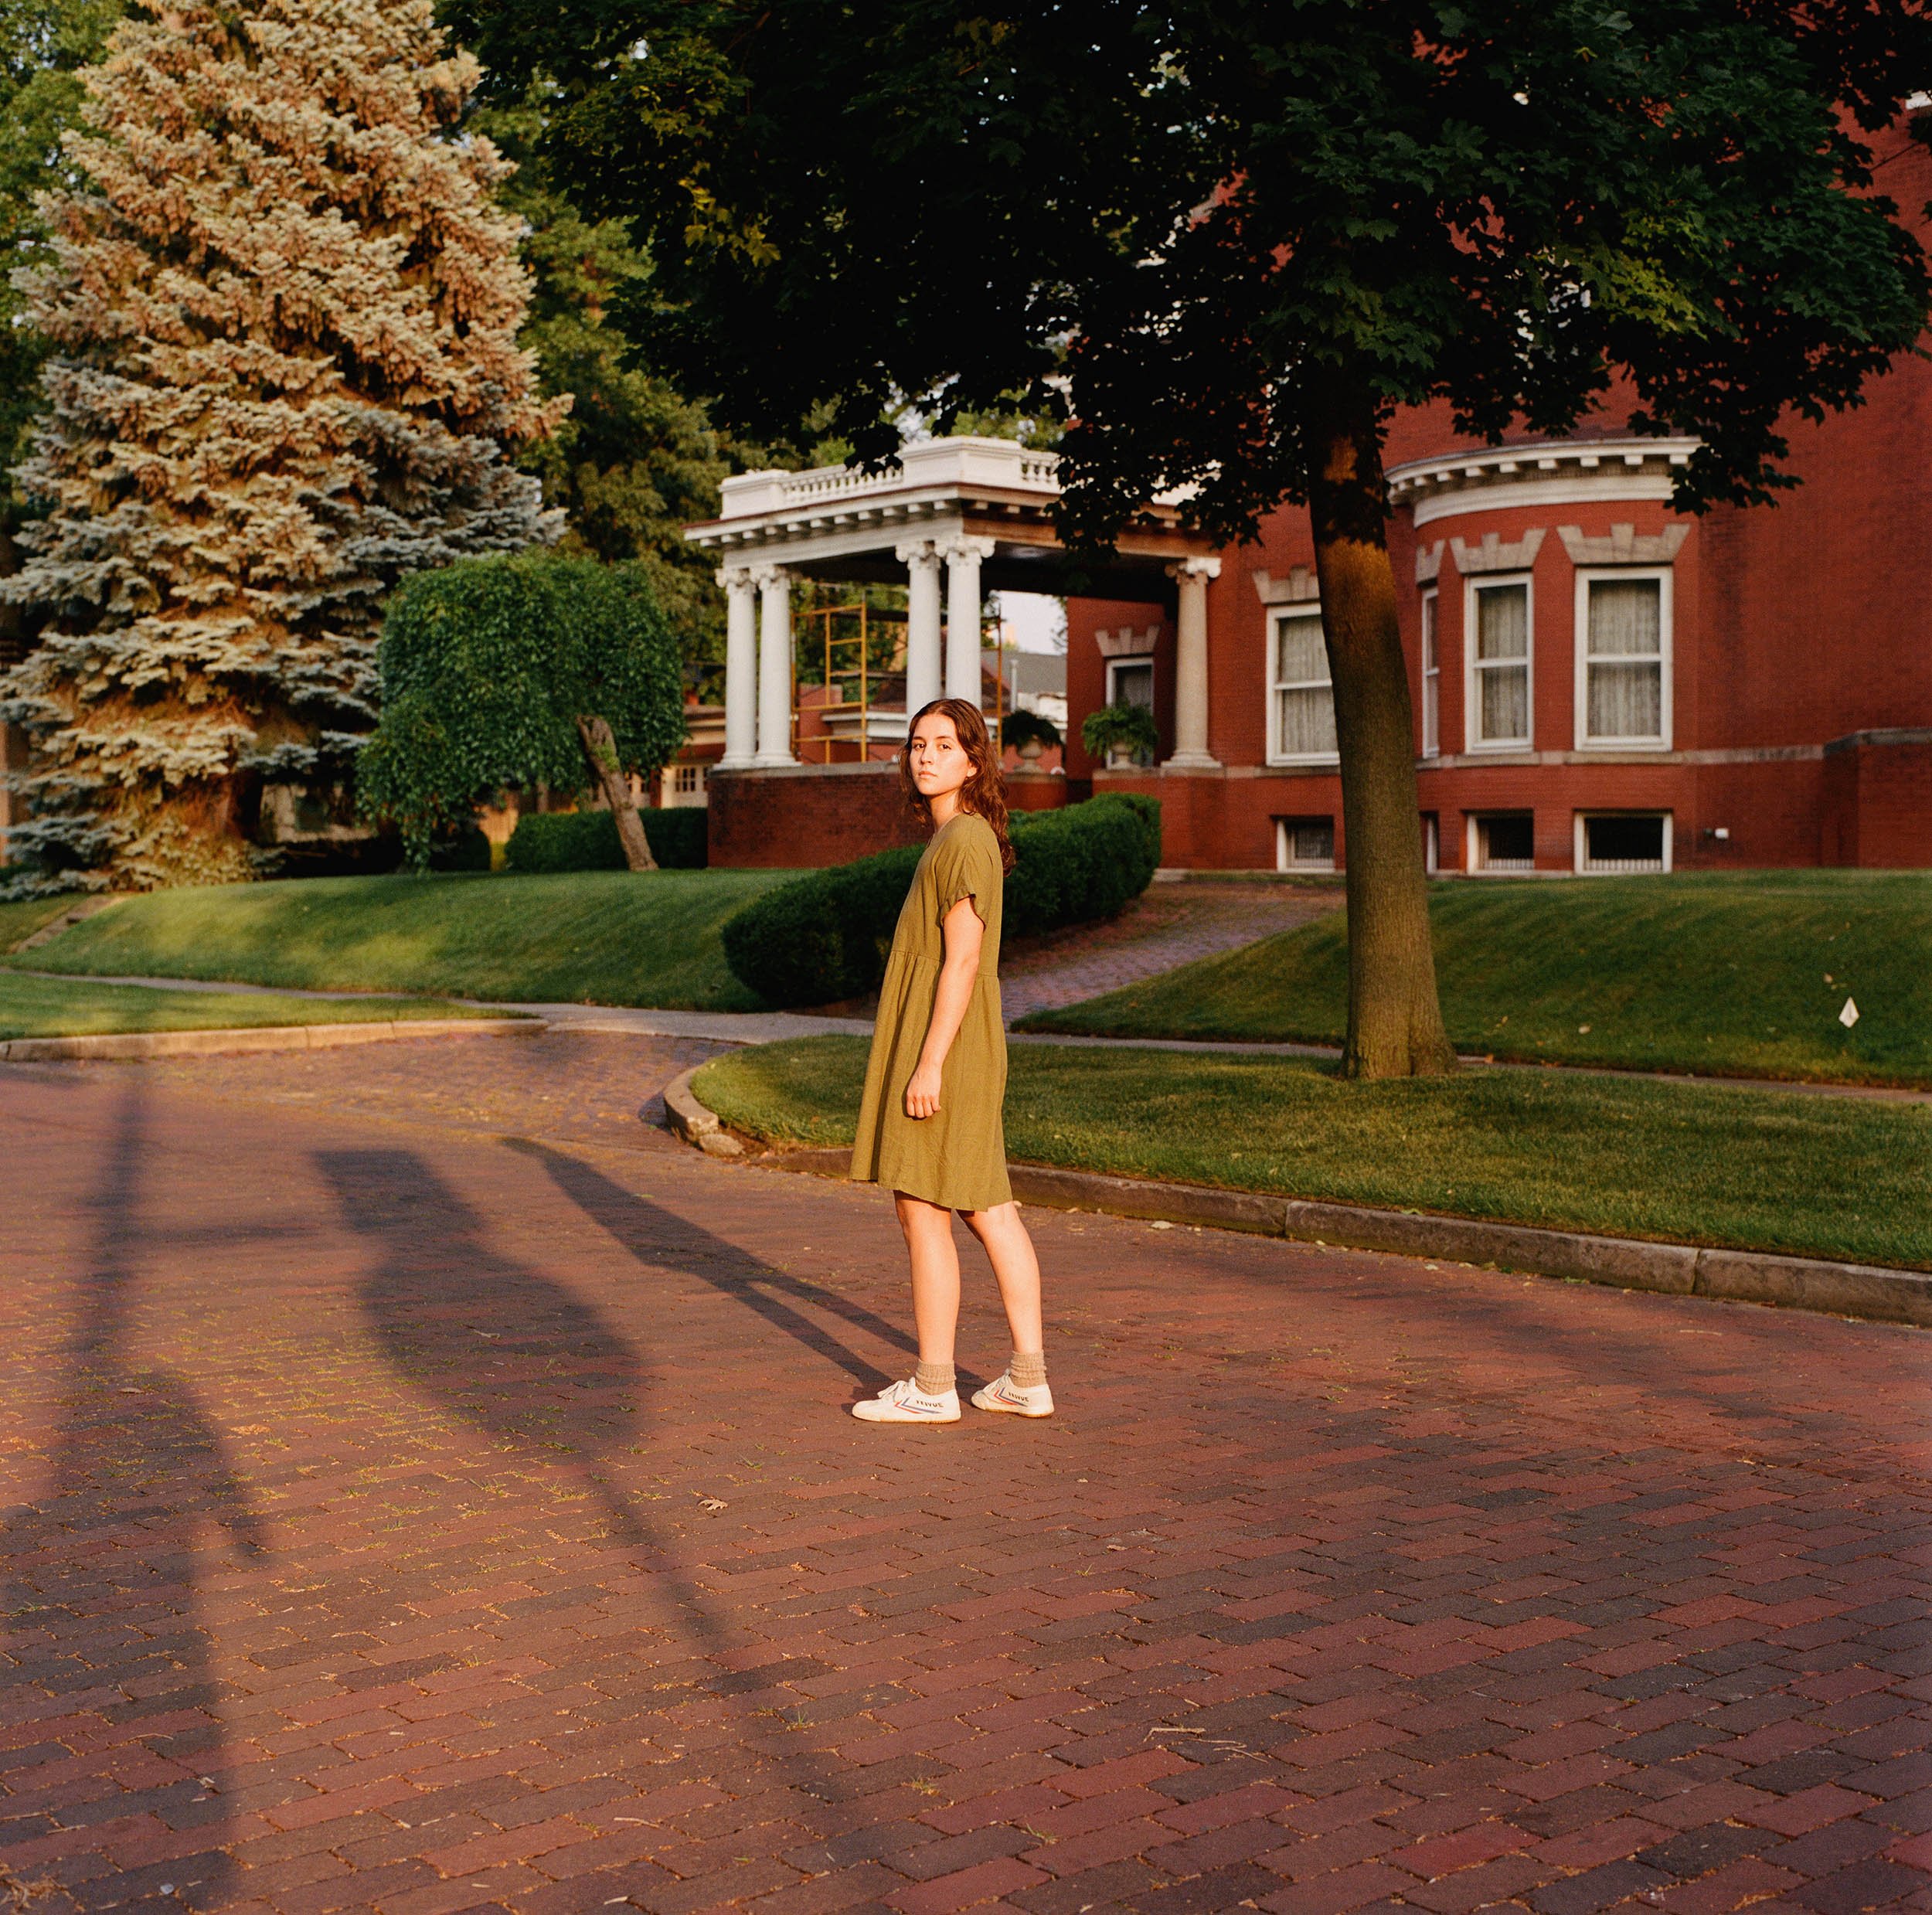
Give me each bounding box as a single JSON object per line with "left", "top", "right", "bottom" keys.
{"left": 0, "top": 973, "right": 504, "bottom": 1041}
{"left": 12, "top": 867, "right": 797, "bottom": 1012}
{"left": 693, "top": 1034, "right": 1932, "bottom": 1271}
{"left": 1018, "top": 869, "right": 1932, "bottom": 1089}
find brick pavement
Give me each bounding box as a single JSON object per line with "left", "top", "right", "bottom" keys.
{"left": 998, "top": 883, "right": 1336, "bottom": 1025}
{"left": 2, "top": 1037, "right": 1930, "bottom": 1915}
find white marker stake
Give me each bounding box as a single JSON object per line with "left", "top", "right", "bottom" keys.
{"left": 1840, "top": 997, "right": 1860, "bottom": 1029}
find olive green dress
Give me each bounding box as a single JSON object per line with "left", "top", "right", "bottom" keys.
{"left": 849, "top": 812, "right": 1012, "bottom": 1211}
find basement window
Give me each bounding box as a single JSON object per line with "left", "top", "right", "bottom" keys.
{"left": 1577, "top": 812, "right": 1671, "bottom": 875}
{"left": 1276, "top": 817, "right": 1335, "bottom": 872}
{"left": 1471, "top": 812, "right": 1535, "bottom": 872}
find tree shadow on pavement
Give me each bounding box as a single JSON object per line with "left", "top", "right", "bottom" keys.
{"left": 316, "top": 1147, "right": 654, "bottom": 1549}
{"left": 2, "top": 1086, "right": 264, "bottom": 1915}
{"left": 507, "top": 1138, "right": 919, "bottom": 1393}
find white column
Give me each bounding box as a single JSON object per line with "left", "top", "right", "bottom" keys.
{"left": 941, "top": 536, "right": 997, "bottom": 706}
{"left": 1165, "top": 556, "right": 1222, "bottom": 768}
{"left": 716, "top": 568, "right": 758, "bottom": 769}
{"left": 897, "top": 539, "right": 943, "bottom": 717}
{"left": 751, "top": 563, "right": 797, "bottom": 767}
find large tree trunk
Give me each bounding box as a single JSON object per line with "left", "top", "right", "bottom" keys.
{"left": 574, "top": 713, "right": 658, "bottom": 872}
{"left": 1308, "top": 400, "right": 1457, "bottom": 1079}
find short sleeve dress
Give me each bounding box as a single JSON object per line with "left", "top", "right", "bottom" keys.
{"left": 849, "top": 812, "right": 1012, "bottom": 1212}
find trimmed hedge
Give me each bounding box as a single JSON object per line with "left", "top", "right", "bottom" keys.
{"left": 723, "top": 794, "right": 1160, "bottom": 1007}
{"left": 507, "top": 807, "right": 708, "bottom": 873}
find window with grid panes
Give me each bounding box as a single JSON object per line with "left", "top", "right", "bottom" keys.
{"left": 1269, "top": 610, "right": 1337, "bottom": 761}
{"left": 1471, "top": 580, "right": 1530, "bottom": 747}
{"left": 1582, "top": 577, "right": 1666, "bottom": 743}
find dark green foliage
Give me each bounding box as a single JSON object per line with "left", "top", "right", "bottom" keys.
{"left": 456, "top": 0, "right": 1932, "bottom": 536}
{"left": 722, "top": 794, "right": 1160, "bottom": 1006}
{"left": 357, "top": 553, "right": 686, "bottom": 870}
{"left": 508, "top": 805, "right": 707, "bottom": 872}
{"left": 429, "top": 826, "right": 494, "bottom": 873}
{"left": 1005, "top": 794, "right": 1160, "bottom": 937}
{"left": 1080, "top": 702, "right": 1158, "bottom": 764}
{"left": 1000, "top": 707, "right": 1062, "bottom": 752}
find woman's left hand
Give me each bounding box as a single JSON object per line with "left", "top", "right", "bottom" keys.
{"left": 904, "top": 1061, "right": 944, "bottom": 1119}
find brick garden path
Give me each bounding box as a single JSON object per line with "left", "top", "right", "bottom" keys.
{"left": 997, "top": 883, "right": 1336, "bottom": 1025}
{"left": 3, "top": 1035, "right": 1930, "bottom": 1915}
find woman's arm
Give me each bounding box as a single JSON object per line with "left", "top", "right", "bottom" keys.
{"left": 904, "top": 894, "right": 985, "bottom": 1119}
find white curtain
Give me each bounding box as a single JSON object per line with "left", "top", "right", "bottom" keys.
{"left": 1274, "top": 614, "right": 1336, "bottom": 756}
{"left": 1587, "top": 580, "right": 1662, "bottom": 739}
{"left": 1476, "top": 585, "right": 1529, "bottom": 742}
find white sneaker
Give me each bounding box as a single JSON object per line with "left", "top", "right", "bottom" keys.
{"left": 971, "top": 1373, "right": 1055, "bottom": 1417}
{"left": 852, "top": 1379, "right": 961, "bottom": 1423}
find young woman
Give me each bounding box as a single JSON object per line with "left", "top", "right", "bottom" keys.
{"left": 847, "top": 697, "right": 1052, "bottom": 1424}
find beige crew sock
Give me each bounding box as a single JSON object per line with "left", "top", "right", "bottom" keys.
{"left": 913, "top": 1359, "right": 956, "bottom": 1396}
{"left": 1009, "top": 1350, "right": 1048, "bottom": 1390}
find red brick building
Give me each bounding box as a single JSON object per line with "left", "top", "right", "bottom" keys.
{"left": 1067, "top": 355, "right": 1932, "bottom": 878}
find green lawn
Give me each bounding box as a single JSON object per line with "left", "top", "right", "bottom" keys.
{"left": 0, "top": 972, "right": 505, "bottom": 1040}
{"left": 0, "top": 895, "right": 86, "bottom": 953}
{"left": 693, "top": 1035, "right": 1932, "bottom": 1271}
{"left": 11, "top": 869, "right": 796, "bottom": 1011}
{"left": 1018, "top": 870, "right": 1932, "bottom": 1088}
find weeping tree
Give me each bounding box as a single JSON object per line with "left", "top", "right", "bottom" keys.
{"left": 455, "top": 0, "right": 1932, "bottom": 1076}
{"left": 0, "top": 0, "right": 562, "bottom": 893}
{"left": 357, "top": 553, "right": 686, "bottom": 871}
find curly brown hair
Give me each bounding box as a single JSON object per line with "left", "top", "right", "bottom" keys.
{"left": 899, "top": 698, "right": 1015, "bottom": 872}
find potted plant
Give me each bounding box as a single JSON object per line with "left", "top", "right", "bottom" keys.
{"left": 1002, "top": 707, "right": 1063, "bottom": 765}
{"left": 1080, "top": 701, "right": 1159, "bottom": 769}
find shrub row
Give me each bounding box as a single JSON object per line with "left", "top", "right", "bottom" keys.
{"left": 507, "top": 807, "right": 708, "bottom": 872}
{"left": 723, "top": 794, "right": 1161, "bottom": 1008}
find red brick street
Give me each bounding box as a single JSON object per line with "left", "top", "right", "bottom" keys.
{"left": 2, "top": 1039, "right": 1929, "bottom": 1915}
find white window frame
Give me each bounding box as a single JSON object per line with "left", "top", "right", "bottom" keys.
{"left": 1275, "top": 817, "right": 1336, "bottom": 872}
{"left": 1265, "top": 607, "right": 1339, "bottom": 767}
{"left": 1105, "top": 655, "right": 1155, "bottom": 712}
{"left": 1573, "top": 568, "right": 1672, "bottom": 751}
{"left": 1573, "top": 811, "right": 1674, "bottom": 875}
{"left": 1464, "top": 811, "right": 1537, "bottom": 875}
{"left": 1420, "top": 588, "right": 1440, "bottom": 758}
{"left": 1463, "top": 573, "right": 1535, "bottom": 753}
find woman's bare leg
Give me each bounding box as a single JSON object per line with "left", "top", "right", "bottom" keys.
{"left": 960, "top": 1201, "right": 1043, "bottom": 1355}
{"left": 895, "top": 1192, "right": 961, "bottom": 1364}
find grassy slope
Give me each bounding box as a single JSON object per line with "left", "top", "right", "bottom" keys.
{"left": 693, "top": 1035, "right": 1932, "bottom": 1271}
{"left": 1019, "top": 871, "right": 1932, "bottom": 1087}
{"left": 14, "top": 869, "right": 795, "bottom": 1011}
{"left": 0, "top": 896, "right": 83, "bottom": 953}
{"left": 0, "top": 973, "right": 501, "bottom": 1039}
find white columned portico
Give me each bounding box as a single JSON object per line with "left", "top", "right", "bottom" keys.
{"left": 750, "top": 563, "right": 798, "bottom": 767}
{"left": 716, "top": 568, "right": 759, "bottom": 769}
{"left": 1166, "top": 556, "right": 1222, "bottom": 768}
{"left": 940, "top": 536, "right": 997, "bottom": 706}
{"left": 898, "top": 539, "right": 944, "bottom": 716}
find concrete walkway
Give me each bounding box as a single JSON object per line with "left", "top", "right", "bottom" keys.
{"left": 15, "top": 969, "right": 1930, "bottom": 1103}
{"left": 2, "top": 1040, "right": 1927, "bottom": 1915}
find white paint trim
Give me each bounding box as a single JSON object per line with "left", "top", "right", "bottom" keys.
{"left": 1386, "top": 436, "right": 1699, "bottom": 528}
{"left": 1463, "top": 572, "right": 1535, "bottom": 753}
{"left": 1573, "top": 567, "right": 1673, "bottom": 752}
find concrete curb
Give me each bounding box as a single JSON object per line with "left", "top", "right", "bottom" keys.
{"left": 0, "top": 1016, "right": 541, "bottom": 1063}
{"left": 662, "top": 1066, "right": 746, "bottom": 1156}
{"left": 672, "top": 1090, "right": 1931, "bottom": 1330}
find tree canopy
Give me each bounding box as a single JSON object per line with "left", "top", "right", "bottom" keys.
{"left": 357, "top": 553, "right": 687, "bottom": 869}
{"left": 456, "top": 0, "right": 1932, "bottom": 539}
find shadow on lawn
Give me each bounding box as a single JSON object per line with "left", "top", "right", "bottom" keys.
{"left": 1, "top": 1085, "right": 264, "bottom": 1914}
